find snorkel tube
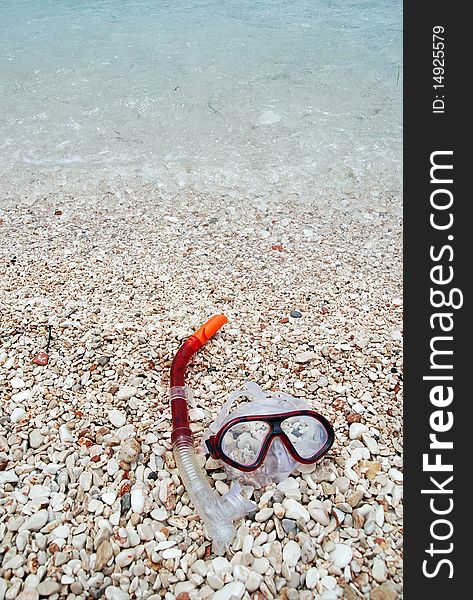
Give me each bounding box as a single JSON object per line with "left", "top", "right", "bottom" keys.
{"left": 170, "top": 315, "right": 256, "bottom": 554}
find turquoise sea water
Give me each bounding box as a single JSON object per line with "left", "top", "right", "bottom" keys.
{"left": 0, "top": 0, "right": 402, "bottom": 198}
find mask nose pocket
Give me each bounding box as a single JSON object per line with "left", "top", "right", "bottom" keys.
{"left": 263, "top": 437, "right": 298, "bottom": 483}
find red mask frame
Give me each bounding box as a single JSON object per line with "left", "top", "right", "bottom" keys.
{"left": 205, "top": 409, "right": 335, "bottom": 472}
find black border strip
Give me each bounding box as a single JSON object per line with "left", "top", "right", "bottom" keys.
{"left": 404, "top": 2, "right": 467, "bottom": 596}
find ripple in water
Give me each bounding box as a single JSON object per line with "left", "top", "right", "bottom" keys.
{"left": 0, "top": 0, "right": 402, "bottom": 198}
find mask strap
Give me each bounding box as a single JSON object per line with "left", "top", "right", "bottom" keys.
{"left": 207, "top": 381, "right": 266, "bottom": 435}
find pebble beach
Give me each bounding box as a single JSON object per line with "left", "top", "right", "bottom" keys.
{"left": 0, "top": 173, "right": 403, "bottom": 600}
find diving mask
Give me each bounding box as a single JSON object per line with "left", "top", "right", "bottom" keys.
{"left": 170, "top": 314, "right": 335, "bottom": 552}
{"left": 203, "top": 381, "right": 334, "bottom": 488}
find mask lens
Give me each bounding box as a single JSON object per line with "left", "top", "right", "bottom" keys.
{"left": 281, "top": 415, "right": 329, "bottom": 459}
{"left": 221, "top": 420, "right": 271, "bottom": 466}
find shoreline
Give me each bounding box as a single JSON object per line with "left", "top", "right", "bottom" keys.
{"left": 1, "top": 173, "right": 403, "bottom": 599}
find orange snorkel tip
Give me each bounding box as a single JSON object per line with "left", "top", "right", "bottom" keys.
{"left": 192, "top": 314, "right": 228, "bottom": 346}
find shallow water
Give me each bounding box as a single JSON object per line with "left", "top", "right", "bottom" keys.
{"left": 0, "top": 0, "right": 402, "bottom": 198}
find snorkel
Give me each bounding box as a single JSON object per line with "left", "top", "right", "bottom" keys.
{"left": 170, "top": 315, "right": 256, "bottom": 554}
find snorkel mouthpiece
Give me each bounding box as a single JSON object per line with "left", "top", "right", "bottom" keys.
{"left": 173, "top": 442, "right": 254, "bottom": 554}
{"left": 170, "top": 315, "right": 256, "bottom": 554}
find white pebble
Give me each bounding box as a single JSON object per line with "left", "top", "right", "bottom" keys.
{"left": 29, "top": 484, "right": 50, "bottom": 499}
{"left": 389, "top": 468, "right": 403, "bottom": 482}
{"left": 308, "top": 501, "right": 330, "bottom": 526}
{"left": 174, "top": 582, "right": 196, "bottom": 595}
{"left": 119, "top": 438, "right": 140, "bottom": 463}
{"left": 282, "top": 499, "right": 310, "bottom": 522}
{"left": 349, "top": 423, "right": 369, "bottom": 439}
{"left": 329, "top": 544, "right": 353, "bottom": 569}
{"left": 130, "top": 485, "right": 146, "bottom": 514}
{"left": 116, "top": 549, "right": 135, "bottom": 567}
{"left": 116, "top": 386, "right": 138, "bottom": 400}
{"left": 163, "top": 548, "right": 182, "bottom": 560}
{"left": 192, "top": 559, "right": 208, "bottom": 577}
{"left": 29, "top": 430, "right": 44, "bottom": 449}
{"left": 372, "top": 557, "right": 387, "bottom": 582}
{"left": 245, "top": 571, "right": 262, "bottom": 593}
{"left": 19, "top": 510, "right": 49, "bottom": 532}
{"left": 12, "top": 390, "right": 31, "bottom": 403}
{"left": 137, "top": 523, "right": 154, "bottom": 541}
{"left": 16, "top": 530, "right": 29, "bottom": 552}
{"left": 11, "top": 377, "right": 26, "bottom": 389}
{"left": 0, "top": 471, "right": 19, "bottom": 485}
{"left": 107, "top": 458, "right": 119, "bottom": 476}
{"left": 252, "top": 557, "right": 270, "bottom": 575}
{"left": 3, "top": 555, "right": 25, "bottom": 570}
{"left": 10, "top": 407, "right": 26, "bottom": 423}
{"left": 212, "top": 581, "right": 245, "bottom": 600}
{"left": 79, "top": 471, "right": 92, "bottom": 491}
{"left": 37, "top": 580, "right": 60, "bottom": 597}
{"left": 362, "top": 433, "right": 380, "bottom": 454}
{"left": 213, "top": 557, "right": 232, "bottom": 576}
{"left": 105, "top": 587, "right": 130, "bottom": 600}
{"left": 150, "top": 507, "right": 168, "bottom": 521}
{"left": 109, "top": 409, "right": 127, "bottom": 427}
{"left": 295, "top": 351, "right": 317, "bottom": 364}
{"left": 242, "top": 534, "right": 254, "bottom": 554}
{"left": 282, "top": 540, "right": 301, "bottom": 567}
{"left": 102, "top": 491, "right": 117, "bottom": 505}
{"left": 51, "top": 525, "right": 70, "bottom": 539}
{"left": 207, "top": 573, "right": 224, "bottom": 590}
{"left": 306, "top": 567, "right": 320, "bottom": 589}
{"left": 255, "top": 507, "right": 273, "bottom": 522}
{"left": 321, "top": 575, "right": 337, "bottom": 590}
{"left": 59, "top": 424, "right": 74, "bottom": 443}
